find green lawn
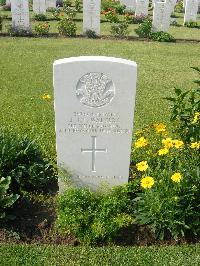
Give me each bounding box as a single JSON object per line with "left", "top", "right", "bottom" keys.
{"left": 0, "top": 37, "right": 199, "bottom": 158}
{"left": 0, "top": 244, "right": 199, "bottom": 266}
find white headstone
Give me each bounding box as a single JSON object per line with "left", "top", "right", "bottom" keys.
{"left": 33, "top": 0, "right": 46, "bottom": 14}
{"left": 83, "top": 0, "right": 100, "bottom": 35}
{"left": 167, "top": 0, "right": 177, "bottom": 14}
{"left": 120, "top": 0, "right": 137, "bottom": 12}
{"left": 54, "top": 56, "right": 137, "bottom": 191}
{"left": 152, "top": 1, "right": 171, "bottom": 32}
{"left": 11, "top": 0, "right": 30, "bottom": 30}
{"left": 135, "top": 0, "right": 149, "bottom": 17}
{"left": 184, "top": 0, "right": 198, "bottom": 23}
{"left": 46, "top": 0, "right": 56, "bottom": 9}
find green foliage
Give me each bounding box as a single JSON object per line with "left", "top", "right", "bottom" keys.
{"left": 35, "top": 22, "right": 50, "bottom": 36}
{"left": 165, "top": 67, "right": 200, "bottom": 143}
{"left": 175, "top": 0, "right": 184, "bottom": 13}
{"left": 85, "top": 29, "right": 98, "bottom": 39}
{"left": 184, "top": 21, "right": 200, "bottom": 29}
{"left": 0, "top": 129, "right": 56, "bottom": 194}
{"left": 0, "top": 0, "right": 6, "bottom": 6}
{"left": 102, "top": 9, "right": 119, "bottom": 23}
{"left": 56, "top": 184, "right": 136, "bottom": 244}
{"left": 150, "top": 31, "right": 175, "bottom": 42}
{"left": 101, "top": 0, "right": 126, "bottom": 15}
{"left": 63, "top": 0, "right": 72, "bottom": 8}
{"left": 0, "top": 15, "right": 3, "bottom": 32}
{"left": 33, "top": 13, "right": 47, "bottom": 21}
{"left": 74, "top": 0, "right": 81, "bottom": 12}
{"left": 50, "top": 7, "right": 62, "bottom": 20}
{"left": 57, "top": 18, "right": 77, "bottom": 36}
{"left": 0, "top": 176, "right": 19, "bottom": 220}
{"left": 131, "top": 68, "right": 200, "bottom": 240}
{"left": 135, "top": 19, "right": 175, "bottom": 42}
{"left": 6, "top": 25, "right": 32, "bottom": 36}
{"left": 110, "top": 22, "right": 129, "bottom": 38}
{"left": 63, "top": 6, "right": 77, "bottom": 20}
{"left": 135, "top": 19, "right": 152, "bottom": 38}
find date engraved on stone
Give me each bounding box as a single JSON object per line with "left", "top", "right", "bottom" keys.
{"left": 76, "top": 72, "right": 115, "bottom": 108}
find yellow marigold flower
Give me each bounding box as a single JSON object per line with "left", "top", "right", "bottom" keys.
{"left": 192, "top": 112, "right": 200, "bottom": 124}
{"left": 190, "top": 141, "right": 200, "bottom": 149}
{"left": 136, "top": 161, "right": 148, "bottom": 172}
{"left": 42, "top": 93, "right": 51, "bottom": 101}
{"left": 173, "top": 140, "right": 184, "bottom": 149}
{"left": 162, "top": 138, "right": 174, "bottom": 148}
{"left": 158, "top": 148, "right": 169, "bottom": 155}
{"left": 153, "top": 123, "right": 167, "bottom": 134}
{"left": 141, "top": 176, "right": 154, "bottom": 189}
{"left": 135, "top": 137, "right": 148, "bottom": 148}
{"left": 171, "top": 172, "right": 182, "bottom": 183}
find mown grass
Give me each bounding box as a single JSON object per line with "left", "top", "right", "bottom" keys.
{"left": 0, "top": 37, "right": 199, "bottom": 158}
{"left": 0, "top": 244, "right": 200, "bottom": 266}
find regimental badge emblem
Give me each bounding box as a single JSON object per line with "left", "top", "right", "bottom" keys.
{"left": 76, "top": 72, "right": 115, "bottom": 108}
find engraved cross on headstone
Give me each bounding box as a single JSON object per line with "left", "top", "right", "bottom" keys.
{"left": 81, "top": 136, "right": 107, "bottom": 172}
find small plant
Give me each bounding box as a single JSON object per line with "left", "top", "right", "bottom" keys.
{"left": 75, "top": 0, "right": 81, "bottom": 12}
{"left": 123, "top": 13, "right": 133, "bottom": 24}
{"left": 175, "top": 0, "right": 184, "bottom": 13}
{"left": 101, "top": 0, "right": 125, "bottom": 15}
{"left": 135, "top": 19, "right": 152, "bottom": 38}
{"left": 63, "top": 6, "right": 77, "bottom": 20}
{"left": 56, "top": 184, "right": 136, "bottom": 244}
{"left": 101, "top": 8, "right": 119, "bottom": 23}
{"left": 0, "top": 129, "right": 56, "bottom": 194}
{"left": 63, "top": 0, "right": 72, "bottom": 8}
{"left": 51, "top": 7, "right": 63, "bottom": 20}
{"left": 135, "top": 19, "right": 175, "bottom": 42}
{"left": 6, "top": 24, "right": 32, "bottom": 36}
{"left": 0, "top": 176, "right": 19, "bottom": 220}
{"left": 0, "top": 15, "right": 3, "bottom": 32}
{"left": 184, "top": 21, "right": 200, "bottom": 29}
{"left": 33, "top": 13, "right": 47, "bottom": 21}
{"left": 110, "top": 21, "right": 129, "bottom": 38}
{"left": 35, "top": 22, "right": 50, "bottom": 36}
{"left": 165, "top": 67, "right": 200, "bottom": 143}
{"left": 85, "top": 29, "right": 98, "bottom": 39}
{"left": 150, "top": 31, "right": 175, "bottom": 42}
{"left": 57, "top": 17, "right": 76, "bottom": 36}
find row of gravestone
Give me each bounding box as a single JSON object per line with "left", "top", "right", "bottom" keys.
{"left": 9, "top": 0, "right": 200, "bottom": 35}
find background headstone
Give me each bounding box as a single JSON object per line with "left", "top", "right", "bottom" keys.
{"left": 11, "top": 0, "right": 30, "bottom": 31}
{"left": 83, "top": 0, "right": 101, "bottom": 35}
{"left": 135, "top": 0, "right": 149, "bottom": 17}
{"left": 152, "top": 1, "right": 171, "bottom": 32}
{"left": 33, "top": 0, "right": 46, "bottom": 14}
{"left": 54, "top": 56, "right": 137, "bottom": 191}
{"left": 120, "top": 0, "right": 136, "bottom": 12}
{"left": 184, "top": 0, "right": 198, "bottom": 23}
{"left": 46, "top": 0, "right": 56, "bottom": 9}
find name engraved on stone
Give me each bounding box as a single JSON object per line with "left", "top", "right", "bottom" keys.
{"left": 81, "top": 136, "right": 107, "bottom": 172}
{"left": 76, "top": 72, "right": 115, "bottom": 108}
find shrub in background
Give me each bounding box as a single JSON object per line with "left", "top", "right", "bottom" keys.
{"left": 0, "top": 129, "right": 56, "bottom": 194}
{"left": 6, "top": 25, "right": 32, "bottom": 36}
{"left": 58, "top": 18, "right": 76, "bottom": 36}
{"left": 33, "top": 13, "right": 48, "bottom": 21}
{"left": 110, "top": 21, "right": 129, "bottom": 38}
{"left": 35, "top": 22, "right": 50, "bottom": 35}
{"left": 101, "top": 8, "right": 119, "bottom": 23}
{"left": 184, "top": 21, "right": 200, "bottom": 29}
{"left": 56, "top": 183, "right": 137, "bottom": 244}
{"left": 0, "top": 176, "right": 19, "bottom": 221}
{"left": 0, "top": 15, "right": 3, "bottom": 32}
{"left": 101, "top": 0, "right": 125, "bottom": 15}
{"left": 136, "top": 19, "right": 175, "bottom": 42}
{"left": 75, "top": 0, "right": 81, "bottom": 12}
